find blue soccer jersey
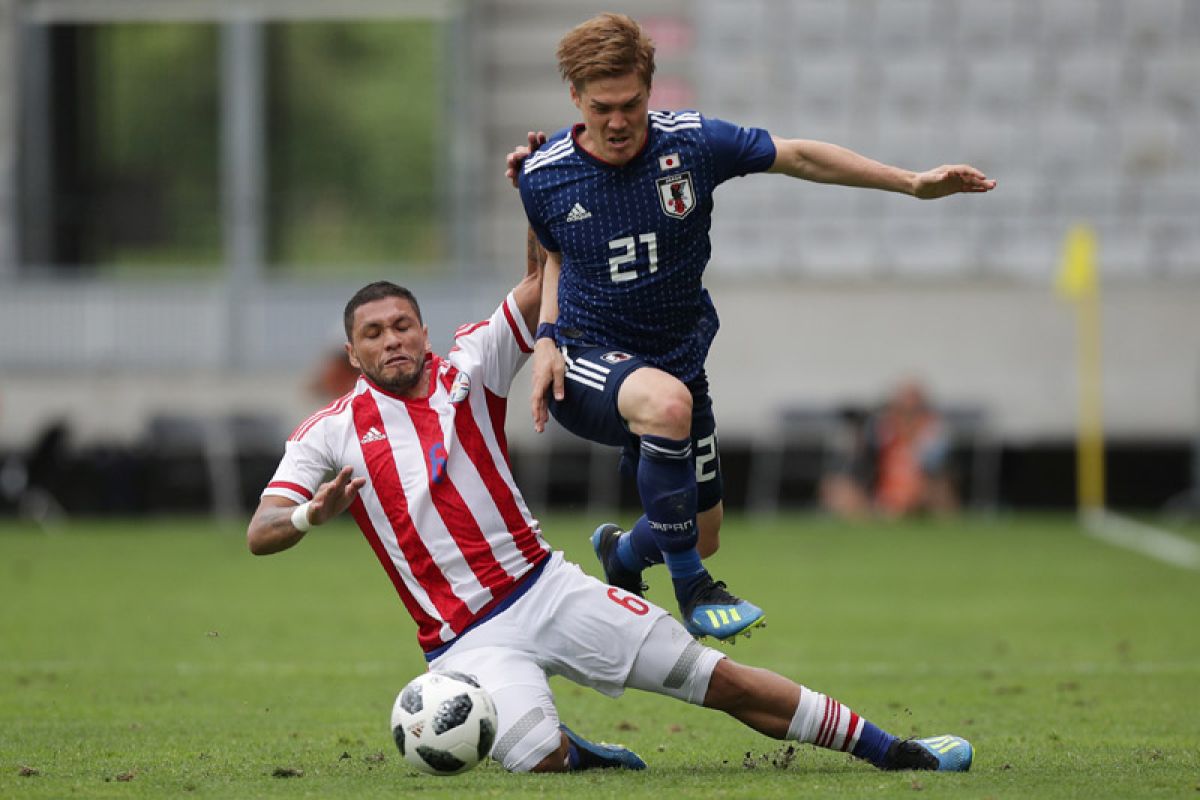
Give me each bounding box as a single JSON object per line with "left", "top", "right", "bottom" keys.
{"left": 519, "top": 111, "right": 776, "bottom": 381}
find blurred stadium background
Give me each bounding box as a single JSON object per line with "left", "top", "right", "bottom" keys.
{"left": 0, "top": 0, "right": 1198, "bottom": 519}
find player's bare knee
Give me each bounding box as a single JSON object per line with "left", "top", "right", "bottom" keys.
{"left": 620, "top": 371, "right": 693, "bottom": 438}
{"left": 643, "top": 391, "right": 693, "bottom": 438}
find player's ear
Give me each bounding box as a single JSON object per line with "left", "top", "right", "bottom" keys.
{"left": 423, "top": 326, "right": 431, "bottom": 353}
{"left": 345, "top": 341, "right": 361, "bottom": 370}
{"left": 569, "top": 82, "right": 582, "bottom": 109}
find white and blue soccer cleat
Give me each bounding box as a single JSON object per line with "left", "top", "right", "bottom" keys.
{"left": 680, "top": 577, "right": 765, "bottom": 641}
{"left": 888, "top": 735, "right": 974, "bottom": 771}
{"left": 560, "top": 724, "right": 647, "bottom": 770}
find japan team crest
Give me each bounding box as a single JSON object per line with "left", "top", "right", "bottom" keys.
{"left": 656, "top": 172, "right": 696, "bottom": 219}
{"left": 601, "top": 351, "right": 633, "bottom": 364}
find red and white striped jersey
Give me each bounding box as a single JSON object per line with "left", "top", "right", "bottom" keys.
{"left": 262, "top": 292, "right": 550, "bottom": 653}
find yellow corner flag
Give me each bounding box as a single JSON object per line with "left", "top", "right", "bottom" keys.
{"left": 1056, "top": 224, "right": 1098, "bottom": 300}
{"left": 1056, "top": 224, "right": 1105, "bottom": 512}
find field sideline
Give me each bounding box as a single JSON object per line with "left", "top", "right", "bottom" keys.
{"left": 2, "top": 514, "right": 1198, "bottom": 798}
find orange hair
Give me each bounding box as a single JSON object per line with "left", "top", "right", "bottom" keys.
{"left": 556, "top": 12, "right": 656, "bottom": 90}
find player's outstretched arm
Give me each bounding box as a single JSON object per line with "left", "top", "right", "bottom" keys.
{"left": 247, "top": 466, "right": 365, "bottom": 555}
{"left": 768, "top": 137, "right": 995, "bottom": 198}
{"left": 506, "top": 130, "right": 548, "bottom": 188}
{"left": 513, "top": 226, "right": 548, "bottom": 332}
{"left": 530, "top": 250, "right": 566, "bottom": 433}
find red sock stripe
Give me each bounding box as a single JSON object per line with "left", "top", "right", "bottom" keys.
{"left": 817, "top": 697, "right": 834, "bottom": 748}
{"left": 816, "top": 697, "right": 849, "bottom": 750}
{"left": 841, "top": 712, "right": 862, "bottom": 752}
{"left": 829, "top": 702, "right": 842, "bottom": 748}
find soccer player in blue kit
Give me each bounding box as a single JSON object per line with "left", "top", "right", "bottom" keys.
{"left": 512, "top": 13, "right": 995, "bottom": 641}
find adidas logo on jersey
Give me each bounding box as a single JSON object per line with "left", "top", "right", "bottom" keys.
{"left": 360, "top": 426, "right": 387, "bottom": 444}
{"left": 565, "top": 203, "right": 592, "bottom": 222}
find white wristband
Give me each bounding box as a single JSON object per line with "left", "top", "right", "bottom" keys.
{"left": 290, "top": 502, "right": 314, "bottom": 532}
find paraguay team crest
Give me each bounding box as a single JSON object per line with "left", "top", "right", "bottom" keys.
{"left": 656, "top": 172, "right": 696, "bottom": 219}
{"left": 448, "top": 371, "right": 470, "bottom": 403}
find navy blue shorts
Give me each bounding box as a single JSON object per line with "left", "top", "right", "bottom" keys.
{"left": 548, "top": 344, "right": 724, "bottom": 512}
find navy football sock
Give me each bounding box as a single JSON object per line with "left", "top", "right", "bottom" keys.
{"left": 636, "top": 435, "right": 706, "bottom": 597}
{"left": 851, "top": 721, "right": 899, "bottom": 769}
{"left": 617, "top": 518, "right": 705, "bottom": 605}
{"left": 616, "top": 516, "right": 665, "bottom": 572}
{"left": 787, "top": 689, "right": 898, "bottom": 769}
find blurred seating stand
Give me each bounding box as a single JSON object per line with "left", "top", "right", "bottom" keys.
{"left": 0, "top": 420, "right": 71, "bottom": 527}
{"left": 144, "top": 412, "right": 283, "bottom": 518}
{"left": 512, "top": 423, "right": 620, "bottom": 518}
{"left": 689, "top": 0, "right": 1200, "bottom": 284}
{"left": 747, "top": 403, "right": 999, "bottom": 516}
{"left": 747, "top": 406, "right": 847, "bottom": 514}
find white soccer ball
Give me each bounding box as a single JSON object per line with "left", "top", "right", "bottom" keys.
{"left": 390, "top": 670, "right": 498, "bottom": 776}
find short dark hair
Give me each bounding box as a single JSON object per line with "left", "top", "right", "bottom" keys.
{"left": 343, "top": 281, "right": 422, "bottom": 340}
{"left": 557, "top": 12, "right": 656, "bottom": 91}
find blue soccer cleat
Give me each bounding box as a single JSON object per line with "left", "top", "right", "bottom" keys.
{"left": 560, "top": 724, "right": 647, "bottom": 770}
{"left": 680, "top": 576, "right": 765, "bottom": 641}
{"left": 887, "top": 735, "right": 974, "bottom": 772}
{"left": 591, "top": 524, "right": 648, "bottom": 598}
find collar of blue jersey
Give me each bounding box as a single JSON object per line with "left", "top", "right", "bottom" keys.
{"left": 570, "top": 121, "right": 652, "bottom": 169}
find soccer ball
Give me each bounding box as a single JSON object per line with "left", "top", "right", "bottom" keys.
{"left": 390, "top": 670, "right": 498, "bottom": 776}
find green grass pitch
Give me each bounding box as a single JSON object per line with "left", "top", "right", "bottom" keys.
{"left": 2, "top": 514, "right": 1198, "bottom": 798}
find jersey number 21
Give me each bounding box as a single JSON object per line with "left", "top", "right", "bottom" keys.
{"left": 608, "top": 233, "right": 659, "bottom": 283}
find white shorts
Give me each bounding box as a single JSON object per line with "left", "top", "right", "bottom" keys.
{"left": 430, "top": 552, "right": 724, "bottom": 772}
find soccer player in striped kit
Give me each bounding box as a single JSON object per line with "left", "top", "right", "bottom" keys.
{"left": 513, "top": 13, "right": 994, "bottom": 641}
{"left": 246, "top": 229, "right": 972, "bottom": 774}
